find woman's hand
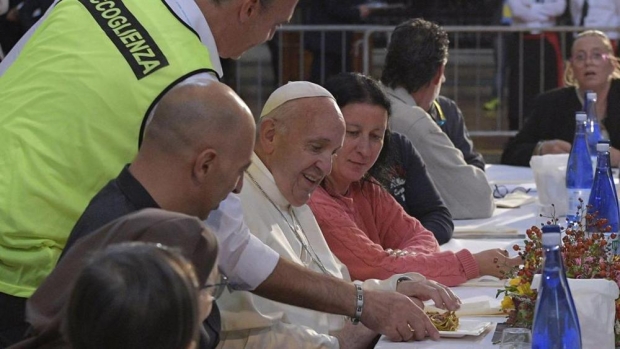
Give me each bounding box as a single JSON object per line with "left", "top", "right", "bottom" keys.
{"left": 473, "top": 249, "right": 521, "bottom": 278}
{"left": 609, "top": 147, "right": 620, "bottom": 167}
{"left": 539, "top": 139, "right": 571, "bottom": 155}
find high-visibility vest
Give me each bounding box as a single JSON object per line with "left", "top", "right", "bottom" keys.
{"left": 0, "top": 0, "right": 217, "bottom": 297}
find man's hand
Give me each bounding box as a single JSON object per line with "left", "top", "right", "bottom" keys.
{"left": 361, "top": 289, "right": 440, "bottom": 342}
{"left": 473, "top": 248, "right": 521, "bottom": 278}
{"left": 396, "top": 279, "right": 461, "bottom": 311}
{"left": 540, "top": 139, "right": 571, "bottom": 155}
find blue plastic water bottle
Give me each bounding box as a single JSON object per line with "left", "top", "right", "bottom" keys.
{"left": 532, "top": 225, "right": 582, "bottom": 349}
{"left": 566, "top": 112, "right": 593, "bottom": 224}
{"left": 584, "top": 91, "right": 602, "bottom": 168}
{"left": 587, "top": 141, "right": 620, "bottom": 254}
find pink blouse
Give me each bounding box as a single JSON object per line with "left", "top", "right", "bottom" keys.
{"left": 309, "top": 181, "right": 479, "bottom": 286}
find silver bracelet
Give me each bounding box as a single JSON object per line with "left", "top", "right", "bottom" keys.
{"left": 350, "top": 283, "right": 363, "bottom": 325}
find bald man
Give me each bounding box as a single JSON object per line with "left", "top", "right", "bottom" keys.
{"left": 26, "top": 81, "right": 253, "bottom": 349}
{"left": 64, "top": 81, "right": 254, "bottom": 249}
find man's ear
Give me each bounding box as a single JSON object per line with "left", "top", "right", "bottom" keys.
{"left": 432, "top": 63, "right": 446, "bottom": 86}
{"left": 258, "top": 118, "right": 277, "bottom": 154}
{"left": 239, "top": 0, "right": 260, "bottom": 23}
{"left": 193, "top": 148, "right": 217, "bottom": 183}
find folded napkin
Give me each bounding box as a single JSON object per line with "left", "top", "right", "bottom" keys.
{"left": 453, "top": 226, "right": 524, "bottom": 239}
{"left": 494, "top": 192, "right": 537, "bottom": 208}
{"left": 425, "top": 295, "right": 504, "bottom": 316}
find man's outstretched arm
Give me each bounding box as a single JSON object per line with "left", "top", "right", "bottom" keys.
{"left": 253, "top": 257, "right": 447, "bottom": 341}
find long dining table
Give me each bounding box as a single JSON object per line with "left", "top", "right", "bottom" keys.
{"left": 375, "top": 164, "right": 542, "bottom": 349}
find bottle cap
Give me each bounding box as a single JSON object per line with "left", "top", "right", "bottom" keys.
{"left": 541, "top": 224, "right": 561, "bottom": 245}
{"left": 586, "top": 92, "right": 597, "bottom": 101}
{"left": 597, "top": 141, "right": 610, "bottom": 152}
{"left": 576, "top": 112, "right": 587, "bottom": 121}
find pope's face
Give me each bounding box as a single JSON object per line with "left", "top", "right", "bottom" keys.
{"left": 267, "top": 98, "right": 345, "bottom": 206}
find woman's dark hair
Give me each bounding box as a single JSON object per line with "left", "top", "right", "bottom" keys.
{"left": 381, "top": 18, "right": 449, "bottom": 93}
{"left": 323, "top": 72, "right": 393, "bottom": 185}
{"left": 65, "top": 242, "right": 200, "bottom": 349}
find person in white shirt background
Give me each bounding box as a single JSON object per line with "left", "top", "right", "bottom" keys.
{"left": 569, "top": 0, "right": 620, "bottom": 43}
{"left": 506, "top": 0, "right": 566, "bottom": 130}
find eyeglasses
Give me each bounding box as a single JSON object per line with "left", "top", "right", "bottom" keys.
{"left": 203, "top": 274, "right": 229, "bottom": 300}
{"left": 571, "top": 51, "right": 610, "bottom": 66}
{"left": 493, "top": 184, "right": 531, "bottom": 199}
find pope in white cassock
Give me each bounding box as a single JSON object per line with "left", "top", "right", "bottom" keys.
{"left": 216, "top": 81, "right": 458, "bottom": 349}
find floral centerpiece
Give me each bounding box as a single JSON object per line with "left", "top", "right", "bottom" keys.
{"left": 497, "top": 203, "right": 620, "bottom": 346}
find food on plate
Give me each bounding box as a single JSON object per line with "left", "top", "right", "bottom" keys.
{"left": 426, "top": 311, "right": 459, "bottom": 331}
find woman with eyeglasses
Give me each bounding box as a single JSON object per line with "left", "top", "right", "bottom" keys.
{"left": 309, "top": 73, "right": 521, "bottom": 287}
{"left": 502, "top": 30, "right": 620, "bottom": 167}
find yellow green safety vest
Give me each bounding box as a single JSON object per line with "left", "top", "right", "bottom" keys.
{"left": 0, "top": 0, "right": 217, "bottom": 297}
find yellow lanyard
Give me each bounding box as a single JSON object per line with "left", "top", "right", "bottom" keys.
{"left": 433, "top": 100, "right": 446, "bottom": 126}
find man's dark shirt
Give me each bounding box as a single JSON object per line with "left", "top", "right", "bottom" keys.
{"left": 428, "top": 95, "right": 486, "bottom": 171}
{"left": 62, "top": 165, "right": 220, "bottom": 349}
{"left": 63, "top": 166, "right": 158, "bottom": 253}
{"left": 381, "top": 133, "right": 454, "bottom": 244}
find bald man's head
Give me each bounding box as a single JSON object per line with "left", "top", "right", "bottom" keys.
{"left": 135, "top": 80, "right": 255, "bottom": 218}
{"left": 143, "top": 81, "right": 253, "bottom": 157}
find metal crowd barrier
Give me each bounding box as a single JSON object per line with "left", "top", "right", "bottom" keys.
{"left": 228, "top": 25, "right": 618, "bottom": 139}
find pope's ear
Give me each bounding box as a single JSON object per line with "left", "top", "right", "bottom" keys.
{"left": 258, "top": 118, "right": 277, "bottom": 154}
{"left": 239, "top": 0, "right": 260, "bottom": 23}
{"left": 194, "top": 148, "right": 217, "bottom": 180}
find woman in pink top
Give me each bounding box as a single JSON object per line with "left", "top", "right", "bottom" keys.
{"left": 308, "top": 73, "right": 520, "bottom": 287}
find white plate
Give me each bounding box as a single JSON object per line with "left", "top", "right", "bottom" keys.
{"left": 438, "top": 319, "right": 493, "bottom": 338}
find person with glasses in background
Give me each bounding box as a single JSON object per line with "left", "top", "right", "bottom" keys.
{"left": 502, "top": 30, "right": 620, "bottom": 167}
